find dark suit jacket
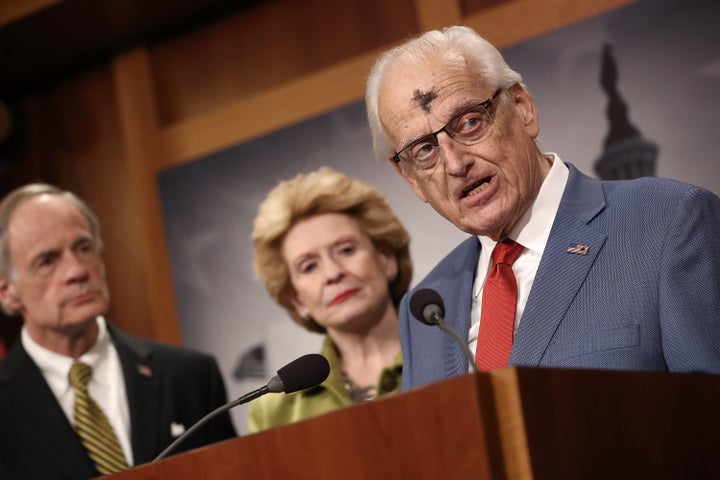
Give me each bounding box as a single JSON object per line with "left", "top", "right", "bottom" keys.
{"left": 0, "top": 323, "right": 237, "bottom": 479}
{"left": 400, "top": 164, "right": 720, "bottom": 389}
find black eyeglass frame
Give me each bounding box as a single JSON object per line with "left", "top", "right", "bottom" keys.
{"left": 390, "top": 88, "right": 503, "bottom": 168}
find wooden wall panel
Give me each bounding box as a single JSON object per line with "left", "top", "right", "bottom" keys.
{"left": 31, "top": 65, "right": 160, "bottom": 339}
{"left": 415, "top": 0, "right": 463, "bottom": 29}
{"left": 0, "top": 0, "right": 61, "bottom": 26}
{"left": 113, "top": 49, "right": 182, "bottom": 342}
{"left": 463, "top": 0, "right": 638, "bottom": 48}
{"left": 149, "top": 0, "right": 418, "bottom": 126}
{"left": 158, "top": 49, "right": 384, "bottom": 168}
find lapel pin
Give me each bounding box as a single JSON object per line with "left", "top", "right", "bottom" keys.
{"left": 566, "top": 243, "right": 590, "bottom": 255}
{"left": 137, "top": 364, "right": 153, "bottom": 378}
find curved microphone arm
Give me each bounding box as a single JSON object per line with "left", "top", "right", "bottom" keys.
{"left": 153, "top": 385, "right": 269, "bottom": 462}
{"left": 410, "top": 288, "right": 479, "bottom": 374}
{"left": 152, "top": 353, "right": 329, "bottom": 463}
{"left": 433, "top": 315, "right": 479, "bottom": 374}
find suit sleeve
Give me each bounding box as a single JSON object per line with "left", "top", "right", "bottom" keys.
{"left": 658, "top": 186, "right": 720, "bottom": 372}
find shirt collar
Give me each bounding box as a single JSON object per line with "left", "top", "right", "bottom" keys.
{"left": 478, "top": 153, "right": 568, "bottom": 253}
{"left": 305, "top": 336, "right": 403, "bottom": 397}
{"left": 22, "top": 316, "right": 112, "bottom": 389}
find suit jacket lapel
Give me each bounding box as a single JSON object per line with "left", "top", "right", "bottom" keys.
{"left": 511, "top": 165, "right": 608, "bottom": 365}
{"left": 109, "top": 325, "right": 164, "bottom": 465}
{"left": 1, "top": 344, "right": 97, "bottom": 478}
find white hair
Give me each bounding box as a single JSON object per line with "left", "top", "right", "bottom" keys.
{"left": 365, "top": 25, "right": 523, "bottom": 160}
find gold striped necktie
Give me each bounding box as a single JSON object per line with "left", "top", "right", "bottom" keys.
{"left": 69, "top": 362, "right": 129, "bottom": 474}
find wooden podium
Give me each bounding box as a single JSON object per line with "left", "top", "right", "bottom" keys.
{"left": 107, "top": 367, "right": 720, "bottom": 479}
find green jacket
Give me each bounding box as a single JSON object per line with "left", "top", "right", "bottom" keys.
{"left": 247, "top": 336, "right": 402, "bottom": 433}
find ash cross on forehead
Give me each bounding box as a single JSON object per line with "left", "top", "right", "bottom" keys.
{"left": 412, "top": 89, "right": 437, "bottom": 113}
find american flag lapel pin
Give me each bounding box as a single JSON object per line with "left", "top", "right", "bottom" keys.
{"left": 137, "top": 364, "right": 153, "bottom": 378}
{"left": 566, "top": 243, "right": 590, "bottom": 255}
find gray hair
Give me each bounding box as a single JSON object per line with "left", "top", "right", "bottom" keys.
{"left": 0, "top": 183, "right": 104, "bottom": 281}
{"left": 365, "top": 25, "right": 524, "bottom": 160}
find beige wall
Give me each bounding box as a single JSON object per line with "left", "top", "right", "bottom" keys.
{"left": 6, "top": 0, "right": 635, "bottom": 343}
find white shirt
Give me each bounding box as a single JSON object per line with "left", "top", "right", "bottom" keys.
{"left": 468, "top": 153, "right": 569, "bottom": 358}
{"left": 22, "top": 316, "right": 134, "bottom": 466}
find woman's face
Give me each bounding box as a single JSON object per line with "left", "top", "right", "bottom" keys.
{"left": 282, "top": 212, "right": 398, "bottom": 332}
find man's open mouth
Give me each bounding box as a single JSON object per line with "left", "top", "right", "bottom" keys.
{"left": 463, "top": 177, "right": 492, "bottom": 197}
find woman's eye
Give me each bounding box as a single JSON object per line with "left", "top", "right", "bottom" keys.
{"left": 298, "top": 261, "right": 317, "bottom": 274}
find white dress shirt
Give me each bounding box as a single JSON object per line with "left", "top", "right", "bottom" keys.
{"left": 468, "top": 153, "right": 569, "bottom": 358}
{"left": 22, "top": 316, "right": 134, "bottom": 466}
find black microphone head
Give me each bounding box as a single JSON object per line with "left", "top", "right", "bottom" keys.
{"left": 273, "top": 353, "right": 330, "bottom": 394}
{"left": 409, "top": 288, "right": 445, "bottom": 326}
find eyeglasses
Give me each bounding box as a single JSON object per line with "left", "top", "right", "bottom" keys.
{"left": 391, "top": 88, "right": 502, "bottom": 171}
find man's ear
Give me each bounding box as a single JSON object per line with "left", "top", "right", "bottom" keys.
{"left": 0, "top": 278, "right": 22, "bottom": 312}
{"left": 510, "top": 83, "right": 539, "bottom": 138}
{"left": 391, "top": 159, "right": 428, "bottom": 203}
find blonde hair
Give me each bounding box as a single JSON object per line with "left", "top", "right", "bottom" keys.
{"left": 252, "top": 167, "right": 412, "bottom": 333}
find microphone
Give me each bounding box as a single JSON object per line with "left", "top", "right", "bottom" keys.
{"left": 266, "top": 353, "right": 330, "bottom": 394}
{"left": 409, "top": 288, "right": 478, "bottom": 374}
{"left": 153, "top": 353, "right": 330, "bottom": 462}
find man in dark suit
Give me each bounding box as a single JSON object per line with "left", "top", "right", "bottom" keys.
{"left": 0, "top": 183, "right": 237, "bottom": 479}
{"left": 364, "top": 26, "right": 720, "bottom": 389}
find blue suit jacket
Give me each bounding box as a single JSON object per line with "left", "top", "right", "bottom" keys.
{"left": 0, "top": 323, "right": 237, "bottom": 480}
{"left": 400, "top": 164, "right": 720, "bottom": 390}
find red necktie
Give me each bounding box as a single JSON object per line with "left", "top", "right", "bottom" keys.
{"left": 475, "top": 239, "right": 524, "bottom": 371}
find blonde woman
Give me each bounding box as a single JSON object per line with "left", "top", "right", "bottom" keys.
{"left": 248, "top": 167, "right": 412, "bottom": 432}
